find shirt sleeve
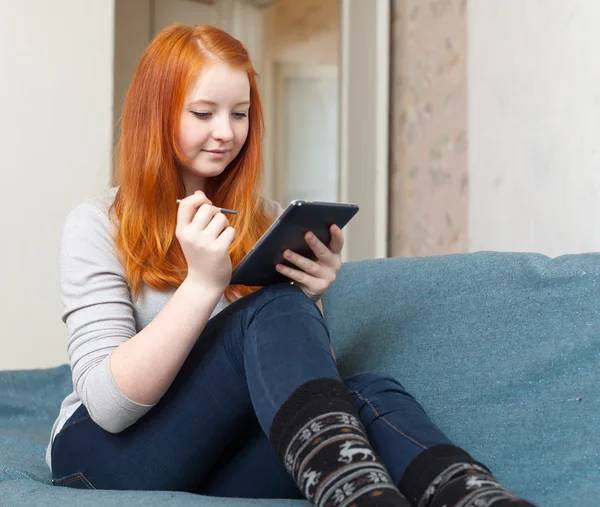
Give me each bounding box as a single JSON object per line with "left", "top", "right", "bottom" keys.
{"left": 59, "top": 198, "right": 154, "bottom": 433}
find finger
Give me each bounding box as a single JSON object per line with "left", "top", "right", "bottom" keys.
{"left": 275, "top": 263, "right": 327, "bottom": 292}
{"left": 176, "top": 192, "right": 212, "bottom": 226}
{"left": 190, "top": 204, "right": 220, "bottom": 232}
{"left": 204, "top": 212, "right": 230, "bottom": 238}
{"left": 328, "top": 225, "right": 344, "bottom": 255}
{"left": 215, "top": 226, "right": 236, "bottom": 249}
{"left": 305, "top": 232, "right": 337, "bottom": 267}
{"left": 282, "top": 249, "right": 329, "bottom": 279}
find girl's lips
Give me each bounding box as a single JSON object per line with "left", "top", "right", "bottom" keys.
{"left": 203, "top": 149, "right": 228, "bottom": 158}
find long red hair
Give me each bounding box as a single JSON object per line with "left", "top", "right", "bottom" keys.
{"left": 111, "top": 24, "right": 272, "bottom": 301}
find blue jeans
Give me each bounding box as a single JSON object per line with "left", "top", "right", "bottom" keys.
{"left": 51, "top": 283, "right": 451, "bottom": 497}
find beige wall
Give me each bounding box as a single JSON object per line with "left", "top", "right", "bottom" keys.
{"left": 389, "top": 0, "right": 468, "bottom": 257}
{"left": 0, "top": 0, "right": 115, "bottom": 370}
{"left": 469, "top": 0, "right": 600, "bottom": 256}
{"left": 389, "top": 0, "right": 600, "bottom": 258}
{"left": 113, "top": 0, "right": 152, "bottom": 149}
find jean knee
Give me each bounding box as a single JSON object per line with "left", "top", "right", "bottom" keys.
{"left": 209, "top": 283, "right": 322, "bottom": 367}
{"left": 255, "top": 282, "right": 304, "bottom": 300}
{"left": 251, "top": 283, "right": 318, "bottom": 316}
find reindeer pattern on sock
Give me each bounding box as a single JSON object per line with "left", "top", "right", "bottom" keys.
{"left": 337, "top": 440, "right": 377, "bottom": 464}
{"left": 301, "top": 468, "right": 322, "bottom": 498}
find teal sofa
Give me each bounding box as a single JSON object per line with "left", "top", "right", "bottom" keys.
{"left": 1, "top": 252, "right": 599, "bottom": 506}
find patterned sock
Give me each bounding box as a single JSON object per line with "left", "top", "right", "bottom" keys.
{"left": 398, "top": 444, "right": 537, "bottom": 507}
{"left": 270, "top": 378, "right": 410, "bottom": 507}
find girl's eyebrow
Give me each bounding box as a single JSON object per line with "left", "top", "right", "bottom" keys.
{"left": 188, "top": 99, "right": 251, "bottom": 107}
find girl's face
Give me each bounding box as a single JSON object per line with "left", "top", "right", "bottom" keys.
{"left": 177, "top": 62, "right": 251, "bottom": 193}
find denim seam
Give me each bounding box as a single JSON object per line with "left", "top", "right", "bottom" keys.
{"left": 352, "top": 390, "right": 428, "bottom": 451}
{"left": 227, "top": 312, "right": 248, "bottom": 382}
{"left": 247, "top": 316, "right": 281, "bottom": 419}
{"left": 61, "top": 414, "right": 91, "bottom": 431}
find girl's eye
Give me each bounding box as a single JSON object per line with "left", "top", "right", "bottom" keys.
{"left": 233, "top": 112, "right": 248, "bottom": 119}
{"left": 191, "top": 111, "right": 211, "bottom": 119}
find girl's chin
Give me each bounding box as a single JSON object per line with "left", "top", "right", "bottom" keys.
{"left": 181, "top": 164, "right": 226, "bottom": 181}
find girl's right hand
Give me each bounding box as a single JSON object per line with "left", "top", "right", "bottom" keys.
{"left": 176, "top": 191, "right": 236, "bottom": 293}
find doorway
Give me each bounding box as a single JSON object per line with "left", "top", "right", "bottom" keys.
{"left": 274, "top": 63, "right": 339, "bottom": 206}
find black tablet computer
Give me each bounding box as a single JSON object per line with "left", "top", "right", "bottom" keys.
{"left": 230, "top": 200, "right": 359, "bottom": 286}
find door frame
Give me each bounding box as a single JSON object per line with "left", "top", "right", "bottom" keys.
{"left": 339, "top": 0, "right": 390, "bottom": 261}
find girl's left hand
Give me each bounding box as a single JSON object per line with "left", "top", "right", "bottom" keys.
{"left": 275, "top": 225, "right": 344, "bottom": 303}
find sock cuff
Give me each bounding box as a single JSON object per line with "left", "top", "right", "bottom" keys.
{"left": 398, "top": 444, "right": 491, "bottom": 505}
{"left": 269, "top": 377, "right": 358, "bottom": 457}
